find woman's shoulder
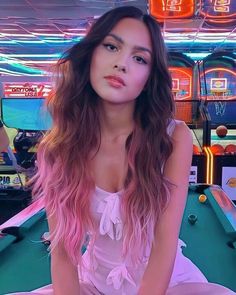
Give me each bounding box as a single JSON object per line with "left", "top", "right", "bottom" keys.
{"left": 167, "top": 119, "right": 190, "bottom": 135}
{"left": 167, "top": 119, "right": 191, "bottom": 139}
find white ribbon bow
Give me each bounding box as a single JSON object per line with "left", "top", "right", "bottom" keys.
{"left": 97, "top": 194, "right": 123, "bottom": 240}
{"left": 106, "top": 264, "right": 136, "bottom": 290}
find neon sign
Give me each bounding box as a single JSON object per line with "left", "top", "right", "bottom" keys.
{"left": 149, "top": 0, "right": 194, "bottom": 19}
{"left": 4, "top": 83, "right": 52, "bottom": 98}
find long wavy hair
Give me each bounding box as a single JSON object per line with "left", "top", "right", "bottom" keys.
{"left": 32, "top": 6, "right": 175, "bottom": 265}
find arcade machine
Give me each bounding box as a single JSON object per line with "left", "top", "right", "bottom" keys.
{"left": 199, "top": 52, "right": 236, "bottom": 202}
{"left": 168, "top": 52, "right": 209, "bottom": 184}
{"left": 200, "top": 0, "right": 236, "bottom": 28}
{"left": 0, "top": 97, "right": 52, "bottom": 223}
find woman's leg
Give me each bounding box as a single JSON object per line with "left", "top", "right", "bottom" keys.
{"left": 5, "top": 281, "right": 102, "bottom": 295}
{"left": 166, "top": 282, "right": 236, "bottom": 295}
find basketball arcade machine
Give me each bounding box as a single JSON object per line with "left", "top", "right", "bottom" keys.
{"left": 168, "top": 52, "right": 209, "bottom": 184}
{"left": 149, "top": 0, "right": 212, "bottom": 185}
{"left": 149, "top": 0, "right": 236, "bottom": 198}
{"left": 199, "top": 52, "right": 236, "bottom": 202}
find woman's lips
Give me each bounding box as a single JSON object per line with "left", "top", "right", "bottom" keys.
{"left": 104, "top": 75, "right": 126, "bottom": 88}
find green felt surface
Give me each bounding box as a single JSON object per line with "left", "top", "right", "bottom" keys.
{"left": 180, "top": 186, "right": 236, "bottom": 292}
{"left": 0, "top": 211, "right": 51, "bottom": 294}
{"left": 0, "top": 186, "right": 236, "bottom": 294}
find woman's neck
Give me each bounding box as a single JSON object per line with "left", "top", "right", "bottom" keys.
{"left": 99, "top": 101, "right": 135, "bottom": 142}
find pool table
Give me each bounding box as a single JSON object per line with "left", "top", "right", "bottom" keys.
{"left": 0, "top": 184, "right": 236, "bottom": 294}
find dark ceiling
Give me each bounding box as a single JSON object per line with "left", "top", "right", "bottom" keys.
{"left": 0, "top": 0, "right": 235, "bottom": 76}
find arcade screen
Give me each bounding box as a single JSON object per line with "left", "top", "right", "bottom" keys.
{"left": 1, "top": 98, "right": 52, "bottom": 131}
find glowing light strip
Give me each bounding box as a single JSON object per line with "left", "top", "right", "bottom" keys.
{"left": 0, "top": 53, "right": 61, "bottom": 58}
{"left": 166, "top": 40, "right": 236, "bottom": 43}
{"left": 0, "top": 54, "right": 61, "bottom": 58}
{"left": 32, "top": 32, "right": 86, "bottom": 37}
{"left": 203, "top": 147, "right": 210, "bottom": 184}
{"left": 185, "top": 53, "right": 211, "bottom": 60}
{"left": 0, "top": 68, "right": 44, "bottom": 76}
{"left": 2, "top": 39, "right": 81, "bottom": 44}
{"left": 0, "top": 60, "right": 57, "bottom": 64}
{"left": 204, "top": 68, "right": 236, "bottom": 76}
{"left": 203, "top": 147, "right": 209, "bottom": 184}
{"left": 44, "top": 39, "right": 82, "bottom": 43}
{"left": 63, "top": 32, "right": 86, "bottom": 36}
{"left": 165, "top": 32, "right": 235, "bottom": 37}
{"left": 32, "top": 33, "right": 66, "bottom": 37}
{"left": 16, "top": 40, "right": 45, "bottom": 44}
{"left": 203, "top": 147, "right": 214, "bottom": 184}
{"left": 0, "top": 57, "right": 45, "bottom": 72}
{"left": 207, "top": 147, "right": 214, "bottom": 185}
{"left": 0, "top": 33, "right": 37, "bottom": 37}
{"left": 0, "top": 70, "right": 47, "bottom": 76}
{"left": 0, "top": 41, "right": 17, "bottom": 44}
{"left": 66, "top": 28, "right": 87, "bottom": 31}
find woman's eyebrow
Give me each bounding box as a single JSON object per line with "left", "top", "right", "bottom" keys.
{"left": 107, "top": 33, "right": 124, "bottom": 44}
{"left": 107, "top": 33, "right": 152, "bottom": 56}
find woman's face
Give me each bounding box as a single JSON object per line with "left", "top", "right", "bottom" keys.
{"left": 90, "top": 17, "right": 152, "bottom": 105}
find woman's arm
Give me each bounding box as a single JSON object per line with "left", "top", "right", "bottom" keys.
{"left": 0, "top": 120, "right": 10, "bottom": 152}
{"left": 138, "top": 121, "right": 193, "bottom": 295}
{"left": 47, "top": 212, "right": 81, "bottom": 295}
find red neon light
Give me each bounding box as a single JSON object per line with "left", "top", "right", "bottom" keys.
{"left": 200, "top": 0, "right": 236, "bottom": 23}
{"left": 149, "top": 0, "right": 195, "bottom": 20}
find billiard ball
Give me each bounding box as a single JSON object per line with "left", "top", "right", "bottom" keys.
{"left": 41, "top": 231, "right": 51, "bottom": 246}
{"left": 188, "top": 214, "right": 197, "bottom": 225}
{"left": 199, "top": 194, "right": 207, "bottom": 203}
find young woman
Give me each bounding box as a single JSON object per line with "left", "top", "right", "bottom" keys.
{"left": 0, "top": 118, "right": 9, "bottom": 153}
{"left": 8, "top": 6, "right": 235, "bottom": 295}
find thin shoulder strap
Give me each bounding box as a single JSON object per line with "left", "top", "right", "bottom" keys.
{"left": 167, "top": 119, "right": 176, "bottom": 137}
{"left": 161, "top": 119, "right": 177, "bottom": 173}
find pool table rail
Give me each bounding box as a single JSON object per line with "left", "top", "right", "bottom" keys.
{"left": 207, "top": 186, "right": 236, "bottom": 241}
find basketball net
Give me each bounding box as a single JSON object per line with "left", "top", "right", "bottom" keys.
{"left": 212, "top": 91, "right": 227, "bottom": 116}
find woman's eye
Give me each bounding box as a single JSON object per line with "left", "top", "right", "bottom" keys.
{"left": 103, "top": 43, "right": 118, "bottom": 52}
{"left": 133, "top": 56, "right": 147, "bottom": 65}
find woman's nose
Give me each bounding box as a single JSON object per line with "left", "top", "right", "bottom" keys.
{"left": 113, "top": 64, "right": 127, "bottom": 73}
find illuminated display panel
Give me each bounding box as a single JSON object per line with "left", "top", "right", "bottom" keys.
{"left": 169, "top": 67, "right": 193, "bottom": 100}
{"left": 210, "top": 78, "right": 227, "bottom": 92}
{"left": 169, "top": 67, "right": 193, "bottom": 123}
{"left": 200, "top": 0, "right": 236, "bottom": 24}
{"left": 149, "top": 0, "right": 195, "bottom": 19}
{"left": 1, "top": 97, "right": 52, "bottom": 131}
{"left": 3, "top": 83, "right": 52, "bottom": 98}
{"left": 200, "top": 68, "right": 236, "bottom": 100}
